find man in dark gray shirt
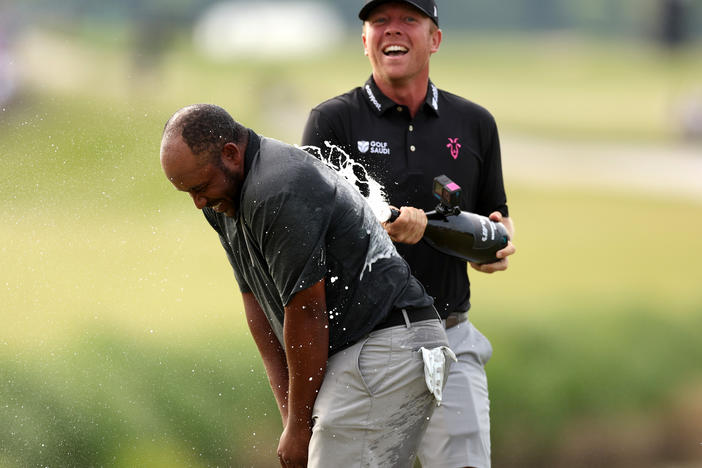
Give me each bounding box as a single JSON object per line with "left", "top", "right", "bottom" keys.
{"left": 159, "top": 104, "right": 451, "bottom": 467}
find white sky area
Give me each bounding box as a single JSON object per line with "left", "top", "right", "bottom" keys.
{"left": 193, "top": 1, "right": 345, "bottom": 60}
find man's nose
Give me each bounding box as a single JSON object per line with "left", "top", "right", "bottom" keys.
{"left": 385, "top": 19, "right": 403, "bottom": 34}
{"left": 190, "top": 192, "right": 207, "bottom": 210}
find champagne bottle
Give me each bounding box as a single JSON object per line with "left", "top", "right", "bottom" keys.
{"left": 423, "top": 208, "right": 509, "bottom": 264}
{"left": 387, "top": 175, "right": 510, "bottom": 264}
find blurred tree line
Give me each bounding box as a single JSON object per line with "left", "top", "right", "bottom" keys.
{"left": 10, "top": 0, "right": 702, "bottom": 43}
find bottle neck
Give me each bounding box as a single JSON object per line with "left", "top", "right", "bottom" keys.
{"left": 434, "top": 203, "right": 461, "bottom": 218}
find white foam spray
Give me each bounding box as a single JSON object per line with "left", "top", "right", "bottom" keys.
{"left": 300, "top": 142, "right": 393, "bottom": 222}
{"left": 299, "top": 142, "right": 397, "bottom": 277}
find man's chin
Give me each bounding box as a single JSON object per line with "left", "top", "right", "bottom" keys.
{"left": 222, "top": 205, "right": 237, "bottom": 217}
{"left": 211, "top": 200, "right": 237, "bottom": 217}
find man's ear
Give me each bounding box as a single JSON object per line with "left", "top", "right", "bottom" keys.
{"left": 221, "top": 142, "right": 243, "bottom": 169}
{"left": 430, "top": 28, "right": 442, "bottom": 54}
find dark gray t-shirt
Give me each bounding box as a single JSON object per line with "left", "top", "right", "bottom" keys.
{"left": 204, "top": 131, "right": 433, "bottom": 355}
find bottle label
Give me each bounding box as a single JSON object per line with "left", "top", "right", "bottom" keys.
{"left": 477, "top": 217, "right": 496, "bottom": 246}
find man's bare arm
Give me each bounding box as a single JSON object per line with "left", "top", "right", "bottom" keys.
{"left": 277, "top": 278, "right": 329, "bottom": 467}
{"left": 241, "top": 292, "right": 290, "bottom": 426}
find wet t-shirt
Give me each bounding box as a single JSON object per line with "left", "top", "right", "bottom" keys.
{"left": 204, "top": 130, "right": 433, "bottom": 355}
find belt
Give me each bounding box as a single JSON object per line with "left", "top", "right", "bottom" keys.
{"left": 373, "top": 306, "right": 440, "bottom": 331}
{"left": 444, "top": 312, "right": 468, "bottom": 329}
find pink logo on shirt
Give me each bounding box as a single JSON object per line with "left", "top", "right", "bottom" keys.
{"left": 447, "top": 138, "right": 461, "bottom": 159}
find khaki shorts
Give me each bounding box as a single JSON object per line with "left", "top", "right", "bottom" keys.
{"left": 308, "top": 320, "right": 450, "bottom": 468}
{"left": 417, "top": 320, "right": 493, "bottom": 468}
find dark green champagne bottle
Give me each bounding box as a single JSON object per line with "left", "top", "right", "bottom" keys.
{"left": 423, "top": 208, "right": 509, "bottom": 264}
{"left": 388, "top": 175, "right": 510, "bottom": 264}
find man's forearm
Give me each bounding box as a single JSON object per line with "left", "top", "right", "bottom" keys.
{"left": 275, "top": 279, "right": 329, "bottom": 465}
{"left": 283, "top": 279, "right": 329, "bottom": 431}
{"left": 502, "top": 216, "right": 515, "bottom": 239}
{"left": 241, "top": 292, "right": 290, "bottom": 425}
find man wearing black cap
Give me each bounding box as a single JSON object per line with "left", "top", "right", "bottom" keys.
{"left": 302, "top": 1, "right": 516, "bottom": 467}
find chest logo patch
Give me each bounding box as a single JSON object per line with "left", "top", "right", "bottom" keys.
{"left": 358, "top": 140, "right": 391, "bottom": 155}
{"left": 447, "top": 137, "right": 461, "bottom": 159}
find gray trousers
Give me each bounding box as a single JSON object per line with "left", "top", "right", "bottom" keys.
{"left": 417, "top": 320, "right": 493, "bottom": 468}
{"left": 308, "top": 320, "right": 450, "bottom": 468}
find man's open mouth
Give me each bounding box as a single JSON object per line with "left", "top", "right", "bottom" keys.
{"left": 383, "top": 45, "right": 408, "bottom": 56}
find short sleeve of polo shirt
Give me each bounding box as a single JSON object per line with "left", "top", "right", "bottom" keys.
{"left": 301, "top": 109, "right": 328, "bottom": 149}
{"left": 217, "top": 234, "right": 252, "bottom": 293}
{"left": 301, "top": 98, "right": 350, "bottom": 152}
{"left": 475, "top": 113, "right": 509, "bottom": 218}
{"left": 242, "top": 151, "right": 334, "bottom": 306}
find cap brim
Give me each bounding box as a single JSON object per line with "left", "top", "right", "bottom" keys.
{"left": 359, "top": 0, "right": 438, "bottom": 26}
{"left": 359, "top": 0, "right": 391, "bottom": 20}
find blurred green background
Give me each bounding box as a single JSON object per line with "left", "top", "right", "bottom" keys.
{"left": 1, "top": 1, "right": 701, "bottom": 467}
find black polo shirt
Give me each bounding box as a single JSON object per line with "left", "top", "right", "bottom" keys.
{"left": 302, "top": 76, "right": 508, "bottom": 316}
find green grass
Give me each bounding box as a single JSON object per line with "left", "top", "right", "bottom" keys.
{"left": 486, "top": 307, "right": 702, "bottom": 456}
{"left": 13, "top": 28, "right": 702, "bottom": 143}
{"left": 0, "top": 332, "right": 280, "bottom": 467}
{"left": 2, "top": 27, "right": 702, "bottom": 466}
{"left": 470, "top": 185, "right": 702, "bottom": 316}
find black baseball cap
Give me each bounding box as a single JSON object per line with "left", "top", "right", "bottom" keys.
{"left": 359, "top": 0, "right": 439, "bottom": 27}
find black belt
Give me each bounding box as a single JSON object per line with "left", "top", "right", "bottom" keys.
{"left": 373, "top": 306, "right": 440, "bottom": 331}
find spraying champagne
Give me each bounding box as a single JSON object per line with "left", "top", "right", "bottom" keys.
{"left": 387, "top": 175, "right": 510, "bottom": 264}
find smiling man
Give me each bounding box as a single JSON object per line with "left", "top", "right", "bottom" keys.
{"left": 160, "top": 104, "right": 452, "bottom": 467}
{"left": 302, "top": 1, "right": 516, "bottom": 467}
